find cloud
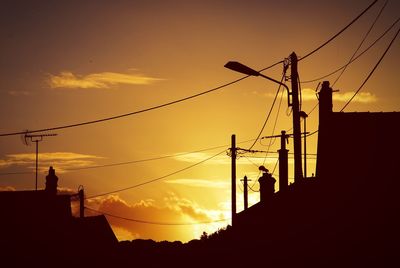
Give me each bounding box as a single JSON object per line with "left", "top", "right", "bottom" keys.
{"left": 8, "top": 90, "right": 31, "bottom": 96}
{"left": 47, "top": 70, "right": 162, "bottom": 89}
{"left": 254, "top": 88, "right": 377, "bottom": 103}
{"left": 332, "top": 91, "right": 377, "bottom": 103}
{"left": 0, "top": 186, "right": 15, "bottom": 191}
{"left": 86, "top": 193, "right": 229, "bottom": 242}
{"left": 301, "top": 88, "right": 377, "bottom": 103}
{"left": 164, "top": 179, "right": 229, "bottom": 189}
{"left": 0, "top": 152, "right": 103, "bottom": 173}
{"left": 172, "top": 152, "right": 230, "bottom": 165}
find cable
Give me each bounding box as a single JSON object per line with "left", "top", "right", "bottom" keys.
{"left": 65, "top": 144, "right": 229, "bottom": 171}
{"left": 306, "top": 130, "right": 319, "bottom": 137}
{"left": 85, "top": 206, "right": 229, "bottom": 226}
{"left": 0, "top": 1, "right": 380, "bottom": 138}
{"left": 271, "top": 158, "right": 279, "bottom": 175}
{"left": 0, "top": 61, "right": 283, "bottom": 137}
{"left": 340, "top": 25, "right": 400, "bottom": 112}
{"left": 299, "top": 0, "right": 378, "bottom": 61}
{"left": 248, "top": 73, "right": 286, "bottom": 150}
{"left": 0, "top": 138, "right": 258, "bottom": 176}
{"left": 85, "top": 149, "right": 226, "bottom": 199}
{"left": 0, "top": 171, "right": 32, "bottom": 176}
{"left": 302, "top": 16, "right": 400, "bottom": 84}
{"left": 332, "top": 0, "right": 388, "bottom": 87}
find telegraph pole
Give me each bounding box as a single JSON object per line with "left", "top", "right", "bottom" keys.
{"left": 241, "top": 175, "right": 250, "bottom": 210}
{"left": 278, "top": 131, "right": 289, "bottom": 191}
{"left": 231, "top": 134, "right": 237, "bottom": 226}
{"left": 299, "top": 111, "right": 308, "bottom": 178}
{"left": 290, "top": 52, "right": 303, "bottom": 182}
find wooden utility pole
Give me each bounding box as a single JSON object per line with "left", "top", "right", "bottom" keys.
{"left": 231, "top": 134, "right": 237, "bottom": 226}
{"left": 290, "top": 52, "right": 303, "bottom": 182}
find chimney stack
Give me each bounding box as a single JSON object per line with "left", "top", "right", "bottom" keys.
{"left": 45, "top": 166, "right": 58, "bottom": 195}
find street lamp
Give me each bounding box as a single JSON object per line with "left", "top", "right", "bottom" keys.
{"left": 225, "top": 57, "right": 303, "bottom": 183}
{"left": 224, "top": 61, "right": 290, "bottom": 97}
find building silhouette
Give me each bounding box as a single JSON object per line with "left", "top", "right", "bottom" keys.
{"left": 0, "top": 167, "right": 117, "bottom": 265}
{"left": 233, "top": 81, "right": 400, "bottom": 267}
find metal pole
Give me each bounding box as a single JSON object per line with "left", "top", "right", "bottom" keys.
{"left": 79, "top": 189, "right": 84, "bottom": 218}
{"left": 290, "top": 52, "right": 303, "bottom": 182}
{"left": 231, "top": 134, "right": 236, "bottom": 226}
{"left": 243, "top": 176, "right": 248, "bottom": 210}
{"left": 304, "top": 117, "right": 307, "bottom": 178}
{"left": 278, "top": 131, "right": 289, "bottom": 191}
{"left": 35, "top": 140, "right": 38, "bottom": 191}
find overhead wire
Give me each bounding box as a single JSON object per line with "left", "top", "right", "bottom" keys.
{"left": 0, "top": 60, "right": 284, "bottom": 138}
{"left": 0, "top": 138, "right": 258, "bottom": 176}
{"left": 247, "top": 73, "right": 285, "bottom": 150}
{"left": 340, "top": 25, "right": 400, "bottom": 111}
{"left": 0, "top": 1, "right": 378, "bottom": 138}
{"left": 84, "top": 206, "right": 229, "bottom": 226}
{"left": 298, "top": 0, "right": 378, "bottom": 61}
{"left": 332, "top": 0, "right": 388, "bottom": 87}
{"left": 301, "top": 16, "right": 400, "bottom": 84}
{"left": 85, "top": 149, "right": 226, "bottom": 200}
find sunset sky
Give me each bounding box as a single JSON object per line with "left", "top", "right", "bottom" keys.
{"left": 1, "top": 0, "right": 399, "bottom": 242}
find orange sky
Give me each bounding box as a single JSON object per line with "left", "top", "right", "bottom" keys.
{"left": 1, "top": 0, "right": 399, "bottom": 242}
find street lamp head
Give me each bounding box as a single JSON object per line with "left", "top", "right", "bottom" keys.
{"left": 224, "top": 61, "right": 260, "bottom": 77}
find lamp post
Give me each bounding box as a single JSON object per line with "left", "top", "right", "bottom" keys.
{"left": 225, "top": 57, "right": 303, "bottom": 182}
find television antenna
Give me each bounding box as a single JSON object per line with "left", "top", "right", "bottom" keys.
{"left": 22, "top": 131, "right": 58, "bottom": 190}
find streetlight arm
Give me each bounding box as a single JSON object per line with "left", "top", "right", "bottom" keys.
{"left": 224, "top": 60, "right": 289, "bottom": 96}
{"left": 258, "top": 73, "right": 289, "bottom": 95}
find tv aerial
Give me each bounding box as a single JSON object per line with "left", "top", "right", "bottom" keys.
{"left": 22, "top": 130, "right": 58, "bottom": 191}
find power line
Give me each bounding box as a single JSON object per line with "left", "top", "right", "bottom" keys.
{"left": 0, "top": 171, "right": 32, "bottom": 176}
{"left": 0, "top": 61, "right": 284, "bottom": 138}
{"left": 248, "top": 73, "right": 286, "bottom": 150}
{"left": 301, "top": 16, "right": 400, "bottom": 84}
{"left": 0, "top": 138, "right": 257, "bottom": 176}
{"left": 332, "top": 0, "right": 388, "bottom": 87}
{"left": 85, "top": 149, "right": 226, "bottom": 199}
{"left": 84, "top": 206, "right": 229, "bottom": 226}
{"left": 65, "top": 144, "right": 229, "bottom": 171}
{"left": 340, "top": 25, "right": 400, "bottom": 111}
{"left": 299, "top": 0, "right": 378, "bottom": 61}
{"left": 0, "top": 2, "right": 379, "bottom": 138}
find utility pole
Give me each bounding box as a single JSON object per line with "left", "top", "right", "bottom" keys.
{"left": 241, "top": 175, "right": 251, "bottom": 210}
{"left": 24, "top": 133, "right": 57, "bottom": 190}
{"left": 290, "top": 52, "right": 303, "bottom": 183}
{"left": 231, "top": 134, "right": 237, "bottom": 226}
{"left": 300, "top": 111, "right": 308, "bottom": 178}
{"left": 278, "top": 131, "right": 289, "bottom": 191}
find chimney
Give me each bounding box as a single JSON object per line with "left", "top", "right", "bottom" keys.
{"left": 78, "top": 187, "right": 84, "bottom": 218}
{"left": 316, "top": 81, "right": 333, "bottom": 178}
{"left": 318, "top": 81, "right": 333, "bottom": 124}
{"left": 258, "top": 166, "right": 276, "bottom": 203}
{"left": 45, "top": 166, "right": 58, "bottom": 195}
